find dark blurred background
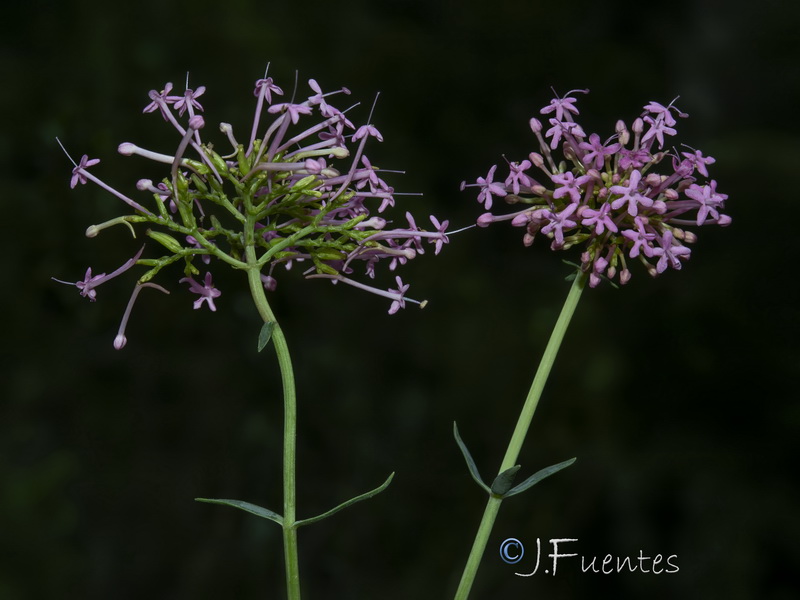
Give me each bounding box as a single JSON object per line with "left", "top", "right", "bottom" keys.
{"left": 2, "top": 0, "right": 798, "bottom": 598}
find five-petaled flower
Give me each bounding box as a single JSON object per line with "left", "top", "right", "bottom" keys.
{"left": 70, "top": 155, "right": 100, "bottom": 188}
{"left": 52, "top": 246, "right": 144, "bottom": 300}
{"left": 181, "top": 272, "right": 222, "bottom": 311}
{"left": 474, "top": 165, "right": 506, "bottom": 210}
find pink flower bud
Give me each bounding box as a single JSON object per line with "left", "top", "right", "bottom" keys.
{"left": 188, "top": 115, "right": 205, "bottom": 130}
{"left": 113, "top": 334, "right": 127, "bottom": 350}
{"left": 528, "top": 152, "right": 545, "bottom": 168}
{"left": 510, "top": 212, "right": 531, "bottom": 227}
{"left": 477, "top": 213, "right": 495, "bottom": 227}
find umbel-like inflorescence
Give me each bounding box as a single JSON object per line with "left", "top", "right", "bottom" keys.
{"left": 462, "top": 90, "right": 729, "bottom": 287}
{"left": 55, "top": 71, "right": 449, "bottom": 347}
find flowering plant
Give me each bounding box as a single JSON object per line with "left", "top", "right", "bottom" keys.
{"left": 54, "top": 69, "right": 448, "bottom": 599}
{"left": 54, "top": 73, "right": 729, "bottom": 598}
{"left": 57, "top": 74, "right": 449, "bottom": 345}
{"left": 453, "top": 90, "right": 729, "bottom": 598}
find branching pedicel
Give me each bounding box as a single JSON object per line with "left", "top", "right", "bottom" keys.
{"left": 55, "top": 71, "right": 449, "bottom": 346}
{"left": 462, "top": 90, "right": 730, "bottom": 286}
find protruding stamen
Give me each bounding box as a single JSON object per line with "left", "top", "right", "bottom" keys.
{"left": 306, "top": 273, "right": 424, "bottom": 314}
{"left": 52, "top": 246, "right": 145, "bottom": 301}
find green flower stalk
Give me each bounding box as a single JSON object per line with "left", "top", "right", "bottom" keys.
{"left": 54, "top": 69, "right": 448, "bottom": 599}
{"left": 454, "top": 90, "right": 730, "bottom": 598}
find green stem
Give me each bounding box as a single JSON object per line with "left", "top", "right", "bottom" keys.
{"left": 453, "top": 271, "right": 587, "bottom": 600}
{"left": 245, "top": 247, "right": 301, "bottom": 600}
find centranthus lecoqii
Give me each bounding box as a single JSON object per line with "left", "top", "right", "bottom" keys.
{"left": 55, "top": 72, "right": 449, "bottom": 347}
{"left": 462, "top": 90, "right": 729, "bottom": 287}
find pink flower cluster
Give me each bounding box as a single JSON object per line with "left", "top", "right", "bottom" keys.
{"left": 463, "top": 90, "right": 730, "bottom": 287}
{"left": 56, "top": 71, "right": 449, "bottom": 347}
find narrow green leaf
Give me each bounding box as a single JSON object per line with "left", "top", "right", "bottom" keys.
{"left": 490, "top": 465, "right": 521, "bottom": 496}
{"left": 503, "top": 457, "right": 577, "bottom": 499}
{"left": 257, "top": 321, "right": 275, "bottom": 352}
{"left": 453, "top": 422, "right": 491, "bottom": 495}
{"left": 195, "top": 497, "right": 283, "bottom": 525}
{"left": 295, "top": 472, "right": 394, "bottom": 528}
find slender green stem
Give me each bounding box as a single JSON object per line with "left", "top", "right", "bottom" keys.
{"left": 245, "top": 246, "right": 301, "bottom": 600}
{"left": 454, "top": 271, "right": 587, "bottom": 600}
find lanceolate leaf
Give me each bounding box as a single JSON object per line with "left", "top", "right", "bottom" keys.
{"left": 195, "top": 497, "right": 283, "bottom": 525}
{"left": 453, "top": 422, "right": 491, "bottom": 495}
{"left": 257, "top": 321, "right": 276, "bottom": 352}
{"left": 490, "top": 465, "right": 521, "bottom": 496}
{"left": 294, "top": 472, "right": 394, "bottom": 528}
{"left": 503, "top": 457, "right": 577, "bottom": 499}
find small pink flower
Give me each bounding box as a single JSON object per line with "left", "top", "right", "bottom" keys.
{"left": 180, "top": 272, "right": 222, "bottom": 311}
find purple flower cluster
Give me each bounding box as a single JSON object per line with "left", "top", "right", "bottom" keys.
{"left": 56, "top": 71, "right": 449, "bottom": 347}
{"left": 463, "top": 90, "right": 730, "bottom": 287}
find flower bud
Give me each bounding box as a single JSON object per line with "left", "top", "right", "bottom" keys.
{"left": 531, "top": 184, "right": 548, "bottom": 196}
{"left": 147, "top": 230, "right": 183, "bottom": 253}
{"left": 652, "top": 200, "right": 667, "bottom": 213}
{"left": 644, "top": 173, "right": 661, "bottom": 187}
{"left": 477, "top": 213, "right": 495, "bottom": 227}
{"left": 616, "top": 120, "right": 630, "bottom": 145}
{"left": 261, "top": 274, "right": 277, "bottom": 292}
{"left": 188, "top": 115, "right": 205, "bottom": 130}
{"left": 510, "top": 212, "right": 531, "bottom": 227}
{"left": 357, "top": 217, "right": 386, "bottom": 230}
{"left": 528, "top": 152, "right": 545, "bottom": 169}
